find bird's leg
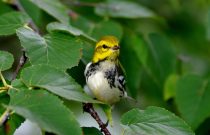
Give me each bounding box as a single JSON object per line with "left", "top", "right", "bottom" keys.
{"left": 100, "top": 104, "right": 113, "bottom": 127}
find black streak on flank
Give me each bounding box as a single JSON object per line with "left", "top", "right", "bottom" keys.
{"left": 86, "top": 58, "right": 108, "bottom": 79}
{"left": 104, "top": 68, "right": 117, "bottom": 89}
{"left": 86, "top": 62, "right": 100, "bottom": 79}
{"left": 118, "top": 75, "right": 125, "bottom": 91}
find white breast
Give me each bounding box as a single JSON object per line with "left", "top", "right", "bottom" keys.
{"left": 86, "top": 71, "right": 121, "bottom": 104}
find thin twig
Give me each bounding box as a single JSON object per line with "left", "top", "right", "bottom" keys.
{"left": 0, "top": 108, "right": 11, "bottom": 127}
{"left": 0, "top": 51, "right": 28, "bottom": 126}
{"left": 83, "top": 103, "right": 111, "bottom": 135}
{"left": 5, "top": 2, "right": 109, "bottom": 135}
{"left": 12, "top": 51, "right": 27, "bottom": 80}
{"left": 0, "top": 87, "right": 9, "bottom": 91}
{"left": 0, "top": 0, "right": 30, "bottom": 127}
{"left": 1, "top": 0, "right": 39, "bottom": 131}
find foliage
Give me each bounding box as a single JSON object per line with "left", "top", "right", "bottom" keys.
{"left": 0, "top": 0, "right": 209, "bottom": 135}
{"left": 121, "top": 107, "right": 194, "bottom": 135}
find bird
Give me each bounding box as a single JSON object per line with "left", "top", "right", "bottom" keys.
{"left": 84, "top": 36, "right": 127, "bottom": 105}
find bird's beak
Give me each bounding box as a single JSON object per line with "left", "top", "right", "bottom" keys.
{"left": 112, "top": 45, "right": 120, "bottom": 50}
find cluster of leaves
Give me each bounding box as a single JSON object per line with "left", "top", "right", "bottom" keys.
{"left": 0, "top": 0, "right": 209, "bottom": 135}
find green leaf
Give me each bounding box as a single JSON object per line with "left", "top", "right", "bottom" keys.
{"left": 125, "top": 31, "right": 148, "bottom": 68}
{"left": 120, "top": 32, "right": 143, "bottom": 97}
{"left": 16, "top": 27, "right": 82, "bottom": 70}
{"left": 0, "top": 51, "right": 14, "bottom": 71}
{"left": 147, "top": 33, "right": 176, "bottom": 85}
{"left": 8, "top": 89, "right": 82, "bottom": 135}
{"left": 0, "top": 11, "right": 29, "bottom": 36}
{"left": 29, "top": 0, "right": 70, "bottom": 24}
{"left": 121, "top": 106, "right": 194, "bottom": 135}
{"left": 20, "top": 65, "right": 101, "bottom": 103}
{"left": 47, "top": 22, "right": 96, "bottom": 44}
{"left": 0, "top": 91, "right": 9, "bottom": 113}
{"left": 90, "top": 20, "right": 123, "bottom": 40}
{"left": 164, "top": 74, "right": 179, "bottom": 100}
{"left": 11, "top": 79, "right": 27, "bottom": 89}
{"left": 82, "top": 127, "right": 103, "bottom": 135}
{"left": 176, "top": 74, "right": 210, "bottom": 129}
{"left": 0, "top": 1, "right": 13, "bottom": 15}
{"left": 19, "top": 0, "right": 42, "bottom": 27}
{"left": 95, "top": 1, "right": 155, "bottom": 19}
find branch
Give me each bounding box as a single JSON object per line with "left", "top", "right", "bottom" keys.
{"left": 12, "top": 51, "right": 27, "bottom": 80}
{"left": 83, "top": 103, "right": 111, "bottom": 135}
{"left": 0, "top": 108, "right": 11, "bottom": 126}
{"left": 0, "top": 50, "right": 28, "bottom": 127}
{"left": 0, "top": 0, "right": 32, "bottom": 126}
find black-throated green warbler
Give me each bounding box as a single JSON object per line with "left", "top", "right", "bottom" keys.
{"left": 84, "top": 36, "right": 127, "bottom": 105}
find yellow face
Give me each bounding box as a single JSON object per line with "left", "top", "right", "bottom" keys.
{"left": 92, "top": 36, "right": 120, "bottom": 63}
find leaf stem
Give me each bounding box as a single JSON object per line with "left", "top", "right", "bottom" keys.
{"left": 0, "top": 90, "right": 7, "bottom": 94}
{"left": 0, "top": 87, "right": 9, "bottom": 91}
{"left": 0, "top": 72, "right": 12, "bottom": 91}
{"left": 83, "top": 103, "right": 111, "bottom": 135}
{"left": 0, "top": 72, "right": 8, "bottom": 87}
{"left": 0, "top": 51, "right": 27, "bottom": 126}
{"left": 121, "top": 128, "right": 125, "bottom": 135}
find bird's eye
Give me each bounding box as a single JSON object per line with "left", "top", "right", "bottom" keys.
{"left": 102, "top": 44, "right": 108, "bottom": 49}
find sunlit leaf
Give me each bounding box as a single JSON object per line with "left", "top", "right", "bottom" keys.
{"left": 16, "top": 27, "right": 82, "bottom": 70}
{"left": 121, "top": 106, "right": 194, "bottom": 135}
{"left": 20, "top": 65, "right": 101, "bottom": 103}
{"left": 9, "top": 88, "right": 82, "bottom": 135}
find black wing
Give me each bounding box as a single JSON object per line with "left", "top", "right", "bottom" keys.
{"left": 116, "top": 62, "right": 126, "bottom": 97}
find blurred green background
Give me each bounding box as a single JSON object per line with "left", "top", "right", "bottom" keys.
{"left": 1, "top": 0, "right": 210, "bottom": 134}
